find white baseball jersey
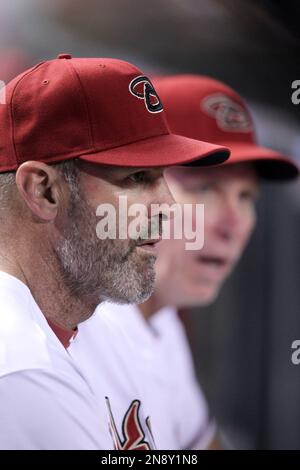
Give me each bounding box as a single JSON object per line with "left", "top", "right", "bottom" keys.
{"left": 68, "top": 308, "right": 156, "bottom": 450}
{"left": 96, "top": 302, "right": 216, "bottom": 450}
{"left": 0, "top": 271, "right": 153, "bottom": 450}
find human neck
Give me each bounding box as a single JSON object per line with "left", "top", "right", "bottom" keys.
{"left": 0, "top": 240, "right": 98, "bottom": 330}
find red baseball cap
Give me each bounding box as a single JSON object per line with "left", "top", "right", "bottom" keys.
{"left": 0, "top": 56, "right": 230, "bottom": 173}
{"left": 153, "top": 75, "right": 299, "bottom": 180}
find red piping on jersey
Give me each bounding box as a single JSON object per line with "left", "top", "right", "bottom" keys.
{"left": 47, "top": 318, "right": 78, "bottom": 349}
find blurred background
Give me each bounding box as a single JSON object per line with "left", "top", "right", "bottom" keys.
{"left": 1, "top": 0, "right": 299, "bottom": 449}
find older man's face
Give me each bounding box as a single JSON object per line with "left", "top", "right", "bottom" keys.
{"left": 54, "top": 161, "right": 174, "bottom": 305}
{"left": 154, "top": 163, "right": 259, "bottom": 307}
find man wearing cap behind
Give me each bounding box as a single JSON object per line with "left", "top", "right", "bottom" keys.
{"left": 0, "top": 58, "right": 230, "bottom": 450}
{"left": 97, "top": 75, "right": 298, "bottom": 449}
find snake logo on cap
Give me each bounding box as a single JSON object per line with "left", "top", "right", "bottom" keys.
{"left": 129, "top": 75, "right": 163, "bottom": 114}
{"left": 201, "top": 93, "right": 253, "bottom": 132}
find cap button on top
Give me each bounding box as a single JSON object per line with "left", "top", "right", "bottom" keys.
{"left": 57, "top": 53, "right": 72, "bottom": 60}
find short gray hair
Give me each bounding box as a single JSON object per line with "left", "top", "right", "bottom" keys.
{"left": 53, "top": 159, "right": 79, "bottom": 194}
{"left": 0, "top": 158, "right": 80, "bottom": 209}
{"left": 0, "top": 172, "right": 16, "bottom": 208}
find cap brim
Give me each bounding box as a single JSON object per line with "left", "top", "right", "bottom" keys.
{"left": 78, "top": 133, "right": 230, "bottom": 168}
{"left": 224, "top": 142, "right": 299, "bottom": 180}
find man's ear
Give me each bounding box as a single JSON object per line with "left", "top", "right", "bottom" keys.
{"left": 15, "top": 161, "right": 63, "bottom": 221}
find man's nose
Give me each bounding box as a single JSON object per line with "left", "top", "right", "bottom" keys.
{"left": 148, "top": 174, "right": 176, "bottom": 221}
{"left": 158, "top": 173, "right": 176, "bottom": 206}
{"left": 216, "top": 200, "right": 244, "bottom": 241}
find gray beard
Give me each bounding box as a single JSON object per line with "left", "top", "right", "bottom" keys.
{"left": 54, "top": 190, "right": 156, "bottom": 306}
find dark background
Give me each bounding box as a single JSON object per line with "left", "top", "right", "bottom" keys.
{"left": 0, "top": 0, "right": 299, "bottom": 449}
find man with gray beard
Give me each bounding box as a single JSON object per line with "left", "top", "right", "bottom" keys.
{"left": 0, "top": 55, "right": 229, "bottom": 449}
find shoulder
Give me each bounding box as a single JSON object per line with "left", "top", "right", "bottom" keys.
{"left": 0, "top": 368, "right": 109, "bottom": 449}
{"left": 0, "top": 271, "right": 67, "bottom": 376}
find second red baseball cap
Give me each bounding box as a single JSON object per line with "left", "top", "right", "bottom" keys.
{"left": 152, "top": 75, "right": 299, "bottom": 180}
{"left": 0, "top": 55, "right": 230, "bottom": 173}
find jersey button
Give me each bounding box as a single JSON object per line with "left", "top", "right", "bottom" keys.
{"left": 57, "top": 53, "right": 72, "bottom": 60}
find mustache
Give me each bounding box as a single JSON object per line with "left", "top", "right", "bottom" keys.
{"left": 135, "top": 215, "right": 163, "bottom": 244}
{"left": 124, "top": 216, "right": 163, "bottom": 259}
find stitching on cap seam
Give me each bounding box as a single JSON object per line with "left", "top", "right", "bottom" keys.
{"left": 10, "top": 62, "right": 46, "bottom": 165}
{"left": 66, "top": 60, "right": 94, "bottom": 150}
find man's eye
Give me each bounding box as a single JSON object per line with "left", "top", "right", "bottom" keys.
{"left": 240, "top": 190, "right": 258, "bottom": 202}
{"left": 198, "top": 183, "right": 213, "bottom": 192}
{"left": 128, "top": 171, "right": 148, "bottom": 183}
{"left": 185, "top": 182, "right": 213, "bottom": 193}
